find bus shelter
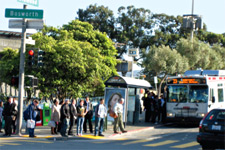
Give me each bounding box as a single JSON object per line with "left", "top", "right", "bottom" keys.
{"left": 104, "top": 76, "right": 152, "bottom": 125}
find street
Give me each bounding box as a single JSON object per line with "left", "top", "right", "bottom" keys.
{"left": 0, "top": 124, "right": 201, "bottom": 150}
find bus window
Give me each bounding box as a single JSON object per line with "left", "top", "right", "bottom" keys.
{"left": 189, "top": 85, "right": 208, "bottom": 103}
{"left": 167, "top": 85, "right": 188, "bottom": 103}
{"left": 210, "top": 88, "right": 214, "bottom": 102}
{"left": 218, "top": 88, "right": 224, "bottom": 102}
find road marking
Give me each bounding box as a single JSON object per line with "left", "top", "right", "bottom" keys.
{"left": 122, "top": 139, "right": 154, "bottom": 145}
{"left": 0, "top": 143, "right": 21, "bottom": 145}
{"left": 81, "top": 135, "right": 105, "bottom": 140}
{"left": 171, "top": 141, "right": 199, "bottom": 148}
{"left": 144, "top": 140, "right": 179, "bottom": 147}
{"left": 15, "top": 139, "right": 53, "bottom": 144}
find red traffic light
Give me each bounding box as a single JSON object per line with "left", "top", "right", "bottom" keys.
{"left": 28, "top": 50, "right": 34, "bottom": 56}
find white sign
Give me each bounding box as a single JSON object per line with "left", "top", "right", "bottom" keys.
{"left": 154, "top": 76, "right": 158, "bottom": 83}
{"left": 26, "top": 37, "right": 35, "bottom": 45}
{"left": 128, "top": 48, "right": 139, "bottom": 57}
{"left": 9, "top": 19, "right": 44, "bottom": 29}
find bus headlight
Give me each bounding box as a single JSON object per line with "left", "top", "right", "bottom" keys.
{"left": 198, "top": 113, "right": 205, "bottom": 117}
{"left": 167, "top": 113, "right": 175, "bottom": 117}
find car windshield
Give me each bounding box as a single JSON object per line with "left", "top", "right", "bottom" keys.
{"left": 206, "top": 110, "right": 225, "bottom": 121}
{"left": 167, "top": 85, "right": 188, "bottom": 102}
{"left": 189, "top": 85, "right": 208, "bottom": 103}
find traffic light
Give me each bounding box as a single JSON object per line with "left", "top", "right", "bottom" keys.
{"left": 28, "top": 49, "right": 35, "bottom": 67}
{"left": 37, "top": 49, "right": 45, "bottom": 67}
{"left": 11, "top": 76, "right": 19, "bottom": 86}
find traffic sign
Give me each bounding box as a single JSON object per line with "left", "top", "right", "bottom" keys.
{"left": 17, "top": 0, "right": 39, "bottom": 7}
{"left": 26, "top": 37, "right": 35, "bottom": 45}
{"left": 9, "top": 19, "right": 44, "bottom": 29}
{"left": 5, "top": 8, "right": 43, "bottom": 19}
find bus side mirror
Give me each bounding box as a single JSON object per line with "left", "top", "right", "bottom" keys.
{"left": 212, "top": 96, "right": 215, "bottom": 103}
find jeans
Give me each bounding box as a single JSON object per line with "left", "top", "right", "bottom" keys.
{"left": 60, "top": 118, "right": 69, "bottom": 136}
{"left": 95, "top": 117, "right": 104, "bottom": 135}
{"left": 28, "top": 120, "right": 36, "bottom": 137}
{"left": 77, "top": 117, "right": 84, "bottom": 135}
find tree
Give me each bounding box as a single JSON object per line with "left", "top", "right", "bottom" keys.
{"left": 141, "top": 45, "right": 189, "bottom": 96}
{"left": 0, "top": 48, "right": 19, "bottom": 86}
{"left": 176, "top": 38, "right": 224, "bottom": 70}
{"left": 31, "top": 21, "right": 118, "bottom": 99}
{"left": 76, "top": 4, "right": 116, "bottom": 39}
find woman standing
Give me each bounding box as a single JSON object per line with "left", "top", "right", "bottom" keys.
{"left": 76, "top": 100, "right": 86, "bottom": 136}
{"left": 51, "top": 99, "right": 60, "bottom": 134}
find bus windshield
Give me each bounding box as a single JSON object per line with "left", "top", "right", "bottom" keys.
{"left": 189, "top": 85, "right": 208, "bottom": 103}
{"left": 167, "top": 85, "right": 188, "bottom": 103}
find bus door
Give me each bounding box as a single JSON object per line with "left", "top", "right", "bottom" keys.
{"left": 208, "top": 88, "right": 217, "bottom": 111}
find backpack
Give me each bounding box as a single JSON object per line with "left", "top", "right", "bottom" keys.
{"left": 23, "top": 105, "right": 30, "bottom": 121}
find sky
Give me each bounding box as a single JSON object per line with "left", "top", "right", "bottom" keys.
{"left": 1, "top": 0, "right": 225, "bottom": 34}
{"left": 1, "top": 0, "right": 225, "bottom": 72}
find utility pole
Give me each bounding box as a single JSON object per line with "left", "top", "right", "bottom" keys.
{"left": 190, "top": 0, "right": 195, "bottom": 41}
{"left": 17, "top": 4, "right": 27, "bottom": 136}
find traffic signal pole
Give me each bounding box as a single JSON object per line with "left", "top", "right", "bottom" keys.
{"left": 17, "top": 4, "right": 27, "bottom": 136}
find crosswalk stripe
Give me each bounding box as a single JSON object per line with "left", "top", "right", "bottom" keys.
{"left": 0, "top": 143, "right": 21, "bottom": 146}
{"left": 15, "top": 140, "right": 53, "bottom": 144}
{"left": 122, "top": 139, "right": 153, "bottom": 145}
{"left": 171, "top": 141, "right": 199, "bottom": 148}
{"left": 144, "top": 140, "right": 179, "bottom": 147}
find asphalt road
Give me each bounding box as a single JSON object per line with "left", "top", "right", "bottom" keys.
{"left": 0, "top": 123, "right": 203, "bottom": 150}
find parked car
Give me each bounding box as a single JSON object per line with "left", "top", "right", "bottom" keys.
{"left": 197, "top": 108, "right": 225, "bottom": 150}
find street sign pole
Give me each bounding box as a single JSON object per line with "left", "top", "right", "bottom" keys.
{"left": 17, "top": 4, "right": 27, "bottom": 136}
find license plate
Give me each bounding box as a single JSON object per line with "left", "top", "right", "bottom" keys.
{"left": 212, "top": 125, "right": 221, "bottom": 130}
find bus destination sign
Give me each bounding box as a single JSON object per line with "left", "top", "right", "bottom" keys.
{"left": 167, "top": 78, "right": 206, "bottom": 84}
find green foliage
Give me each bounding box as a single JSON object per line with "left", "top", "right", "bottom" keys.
{"left": 31, "top": 21, "right": 117, "bottom": 99}
{"left": 0, "top": 48, "right": 19, "bottom": 85}
{"left": 142, "top": 45, "right": 189, "bottom": 76}
{"left": 176, "top": 38, "right": 224, "bottom": 70}
{"left": 76, "top": 4, "right": 225, "bottom": 58}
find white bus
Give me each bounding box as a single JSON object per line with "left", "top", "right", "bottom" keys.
{"left": 165, "top": 70, "right": 225, "bottom": 124}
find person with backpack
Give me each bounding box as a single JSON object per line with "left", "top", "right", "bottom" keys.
{"left": 26, "top": 100, "right": 40, "bottom": 137}
{"left": 94, "top": 98, "right": 107, "bottom": 136}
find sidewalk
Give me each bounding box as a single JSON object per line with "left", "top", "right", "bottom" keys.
{"left": 0, "top": 113, "right": 162, "bottom": 140}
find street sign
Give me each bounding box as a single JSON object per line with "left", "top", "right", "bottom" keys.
{"left": 26, "top": 37, "right": 35, "bottom": 45}
{"left": 17, "top": 0, "right": 39, "bottom": 7}
{"left": 5, "top": 8, "right": 43, "bottom": 19}
{"left": 9, "top": 19, "right": 44, "bottom": 29}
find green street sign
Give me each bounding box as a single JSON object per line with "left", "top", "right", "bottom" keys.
{"left": 17, "top": 0, "right": 39, "bottom": 7}
{"left": 5, "top": 8, "right": 43, "bottom": 19}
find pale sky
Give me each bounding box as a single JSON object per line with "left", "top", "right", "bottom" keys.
{"left": 1, "top": 0, "right": 225, "bottom": 34}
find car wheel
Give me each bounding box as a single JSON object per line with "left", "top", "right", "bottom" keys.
{"left": 202, "top": 145, "right": 215, "bottom": 150}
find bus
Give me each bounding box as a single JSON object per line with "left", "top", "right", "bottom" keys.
{"left": 165, "top": 70, "right": 225, "bottom": 124}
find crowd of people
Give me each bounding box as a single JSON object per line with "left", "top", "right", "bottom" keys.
{"left": 49, "top": 97, "right": 108, "bottom": 137}
{"left": 142, "top": 91, "right": 166, "bottom": 124}
{"left": 0, "top": 96, "right": 18, "bottom": 136}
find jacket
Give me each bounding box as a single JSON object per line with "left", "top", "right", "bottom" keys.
{"left": 69, "top": 104, "right": 77, "bottom": 120}
{"left": 84, "top": 101, "right": 93, "bottom": 116}
{"left": 76, "top": 105, "right": 86, "bottom": 118}
{"left": 51, "top": 105, "right": 60, "bottom": 122}
{"left": 60, "top": 103, "right": 70, "bottom": 120}
{"left": 28, "top": 103, "right": 39, "bottom": 120}
{"left": 2, "top": 102, "right": 13, "bottom": 117}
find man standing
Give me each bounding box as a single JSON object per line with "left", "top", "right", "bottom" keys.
{"left": 113, "top": 98, "right": 127, "bottom": 134}
{"left": 83, "top": 97, "right": 93, "bottom": 133}
{"left": 68, "top": 99, "right": 77, "bottom": 136}
{"left": 94, "top": 98, "right": 107, "bottom": 136}
{"left": 27, "top": 100, "right": 40, "bottom": 137}
{"left": 2, "top": 97, "right": 13, "bottom": 136}
{"left": 60, "top": 99, "right": 70, "bottom": 137}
